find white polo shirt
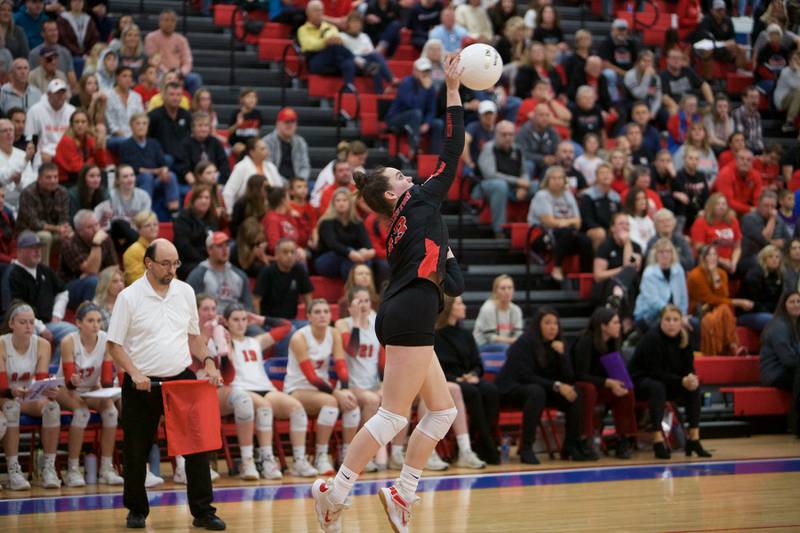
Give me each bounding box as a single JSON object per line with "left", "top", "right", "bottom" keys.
{"left": 107, "top": 274, "right": 199, "bottom": 378}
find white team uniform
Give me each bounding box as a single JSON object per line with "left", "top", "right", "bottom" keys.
{"left": 344, "top": 314, "right": 381, "bottom": 391}
{"left": 228, "top": 337, "right": 276, "bottom": 393}
{"left": 284, "top": 326, "right": 333, "bottom": 394}
{"left": 57, "top": 331, "right": 107, "bottom": 393}
{"left": 1, "top": 333, "right": 39, "bottom": 388}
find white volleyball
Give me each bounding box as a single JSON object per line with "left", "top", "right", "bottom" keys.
{"left": 458, "top": 43, "right": 503, "bottom": 91}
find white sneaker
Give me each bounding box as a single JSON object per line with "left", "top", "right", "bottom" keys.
{"left": 289, "top": 456, "right": 318, "bottom": 477}
{"left": 7, "top": 463, "right": 30, "bottom": 491}
{"left": 364, "top": 459, "right": 378, "bottom": 473}
{"left": 455, "top": 450, "right": 486, "bottom": 470}
{"left": 209, "top": 467, "right": 221, "bottom": 483}
{"left": 239, "top": 457, "right": 260, "bottom": 480}
{"left": 260, "top": 456, "right": 283, "bottom": 480}
{"left": 425, "top": 450, "right": 449, "bottom": 471}
{"left": 98, "top": 466, "right": 124, "bottom": 485}
{"left": 389, "top": 447, "right": 405, "bottom": 470}
{"left": 315, "top": 453, "right": 335, "bottom": 476}
{"left": 311, "top": 478, "right": 350, "bottom": 533}
{"left": 64, "top": 465, "right": 86, "bottom": 487}
{"left": 378, "top": 485, "right": 415, "bottom": 533}
{"left": 173, "top": 464, "right": 186, "bottom": 485}
{"left": 145, "top": 467, "right": 164, "bottom": 487}
{"left": 39, "top": 465, "right": 61, "bottom": 488}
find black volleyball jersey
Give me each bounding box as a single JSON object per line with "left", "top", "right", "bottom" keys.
{"left": 383, "top": 105, "right": 465, "bottom": 303}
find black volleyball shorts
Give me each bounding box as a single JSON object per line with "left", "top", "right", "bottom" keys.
{"left": 375, "top": 279, "right": 439, "bottom": 347}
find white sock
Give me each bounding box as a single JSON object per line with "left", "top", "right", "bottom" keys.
{"left": 240, "top": 445, "right": 254, "bottom": 461}
{"left": 329, "top": 465, "right": 357, "bottom": 505}
{"left": 7, "top": 455, "right": 19, "bottom": 470}
{"left": 395, "top": 464, "right": 422, "bottom": 504}
{"left": 68, "top": 457, "right": 80, "bottom": 470}
{"left": 292, "top": 445, "right": 306, "bottom": 460}
{"left": 341, "top": 443, "right": 349, "bottom": 459}
{"left": 260, "top": 445, "right": 273, "bottom": 460}
{"left": 176, "top": 455, "right": 186, "bottom": 468}
{"left": 456, "top": 433, "right": 472, "bottom": 454}
{"left": 43, "top": 453, "right": 56, "bottom": 468}
{"left": 316, "top": 444, "right": 329, "bottom": 456}
{"left": 100, "top": 456, "right": 113, "bottom": 469}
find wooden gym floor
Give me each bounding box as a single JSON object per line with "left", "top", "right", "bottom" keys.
{"left": 1, "top": 435, "right": 798, "bottom": 532}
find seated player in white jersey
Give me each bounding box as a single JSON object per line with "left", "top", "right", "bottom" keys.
{"left": 54, "top": 302, "right": 124, "bottom": 487}
{"left": 286, "top": 299, "right": 361, "bottom": 476}
{"left": 334, "top": 286, "right": 385, "bottom": 472}
{"left": 221, "top": 303, "right": 318, "bottom": 479}
{"left": 0, "top": 302, "right": 61, "bottom": 490}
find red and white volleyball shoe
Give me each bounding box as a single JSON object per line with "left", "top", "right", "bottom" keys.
{"left": 378, "top": 485, "right": 419, "bottom": 533}
{"left": 311, "top": 478, "right": 349, "bottom": 533}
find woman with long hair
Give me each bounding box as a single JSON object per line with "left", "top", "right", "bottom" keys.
{"left": 314, "top": 188, "right": 375, "bottom": 279}
{"left": 94, "top": 164, "right": 151, "bottom": 253}
{"left": 55, "top": 302, "right": 124, "bottom": 487}
{"left": 623, "top": 187, "right": 656, "bottom": 252}
{"left": 92, "top": 265, "right": 124, "bottom": 330}
{"left": 514, "top": 40, "right": 560, "bottom": 98}
{"left": 185, "top": 161, "right": 227, "bottom": 223}
{"left": 783, "top": 238, "right": 800, "bottom": 293}
{"left": 117, "top": 24, "right": 147, "bottom": 71}
{"left": 230, "top": 173, "right": 267, "bottom": 238}
{"left": 70, "top": 73, "right": 108, "bottom": 132}
{"left": 687, "top": 245, "right": 753, "bottom": 355}
{"left": 0, "top": 302, "right": 59, "bottom": 490}
{"left": 717, "top": 131, "right": 747, "bottom": 169}
{"left": 623, "top": 49, "right": 662, "bottom": 118}
{"left": 689, "top": 193, "right": 742, "bottom": 275}
{"left": 68, "top": 164, "right": 108, "bottom": 220}
{"left": 223, "top": 138, "right": 282, "bottom": 213}
{"left": 174, "top": 183, "right": 220, "bottom": 279}
{"left": 570, "top": 307, "right": 637, "bottom": 459}
{"left": 311, "top": 56, "right": 464, "bottom": 532}
{"left": 472, "top": 274, "right": 524, "bottom": 352}
{"left": 739, "top": 244, "right": 784, "bottom": 332}
{"left": 495, "top": 16, "right": 527, "bottom": 67}
{"left": 54, "top": 109, "right": 112, "bottom": 185}
{"left": 760, "top": 290, "right": 800, "bottom": 437}
{"left": 497, "top": 308, "right": 594, "bottom": 463}
{"left": 629, "top": 305, "right": 712, "bottom": 459}
{"left": 191, "top": 88, "right": 222, "bottom": 142}
{"left": 704, "top": 94, "right": 735, "bottom": 153}
{"left": 234, "top": 217, "right": 269, "bottom": 278}
{"left": 339, "top": 263, "right": 380, "bottom": 314}
{"left": 673, "top": 122, "right": 719, "bottom": 177}
{"left": 0, "top": 0, "right": 29, "bottom": 58}
{"left": 434, "top": 295, "right": 500, "bottom": 465}
{"left": 531, "top": 5, "right": 564, "bottom": 49}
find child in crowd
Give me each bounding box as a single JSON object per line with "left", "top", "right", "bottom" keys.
{"left": 574, "top": 133, "right": 603, "bottom": 187}
{"left": 778, "top": 188, "right": 798, "bottom": 235}
{"left": 133, "top": 64, "right": 160, "bottom": 106}
{"left": 228, "top": 88, "right": 263, "bottom": 158}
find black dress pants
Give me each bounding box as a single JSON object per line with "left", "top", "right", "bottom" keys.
{"left": 634, "top": 377, "right": 702, "bottom": 431}
{"left": 500, "top": 383, "right": 581, "bottom": 451}
{"left": 458, "top": 380, "right": 500, "bottom": 461}
{"left": 122, "top": 369, "right": 215, "bottom": 519}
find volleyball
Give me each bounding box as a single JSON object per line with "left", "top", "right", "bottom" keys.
{"left": 459, "top": 43, "right": 503, "bottom": 91}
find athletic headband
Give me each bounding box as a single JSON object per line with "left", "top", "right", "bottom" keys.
{"left": 9, "top": 304, "right": 34, "bottom": 322}
{"left": 76, "top": 302, "right": 102, "bottom": 321}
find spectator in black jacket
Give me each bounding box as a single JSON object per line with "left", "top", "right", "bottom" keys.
{"left": 176, "top": 111, "right": 230, "bottom": 187}
{"left": 599, "top": 19, "right": 640, "bottom": 104}
{"left": 759, "top": 291, "right": 800, "bottom": 437}
{"left": 567, "top": 56, "right": 613, "bottom": 112}
{"left": 434, "top": 296, "right": 501, "bottom": 465}
{"left": 495, "top": 308, "right": 595, "bottom": 464}
{"left": 693, "top": 0, "right": 747, "bottom": 76}
{"left": 147, "top": 81, "right": 192, "bottom": 169}
{"left": 739, "top": 244, "right": 784, "bottom": 332}
{"left": 314, "top": 187, "right": 374, "bottom": 279}
{"left": 364, "top": 0, "right": 402, "bottom": 57}
{"left": 570, "top": 307, "right": 637, "bottom": 459}
{"left": 628, "top": 305, "right": 712, "bottom": 459}
{"left": 407, "top": 0, "right": 443, "bottom": 49}
{"left": 173, "top": 182, "right": 219, "bottom": 279}
{"left": 579, "top": 163, "right": 622, "bottom": 249}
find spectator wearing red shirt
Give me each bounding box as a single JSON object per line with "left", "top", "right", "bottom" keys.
{"left": 363, "top": 209, "right": 390, "bottom": 285}
{"left": 666, "top": 94, "right": 701, "bottom": 150}
{"left": 515, "top": 79, "right": 571, "bottom": 138}
{"left": 318, "top": 160, "right": 355, "bottom": 215}
{"left": 288, "top": 177, "right": 318, "bottom": 247}
{"left": 608, "top": 148, "right": 631, "bottom": 195}
{"left": 263, "top": 186, "right": 309, "bottom": 259}
{"left": 690, "top": 192, "right": 742, "bottom": 274}
{"left": 621, "top": 166, "right": 663, "bottom": 214}
{"left": 54, "top": 109, "right": 112, "bottom": 185}
{"left": 717, "top": 131, "right": 746, "bottom": 170}
{"left": 715, "top": 149, "right": 763, "bottom": 216}
{"left": 753, "top": 144, "right": 783, "bottom": 190}
{"left": 0, "top": 183, "right": 16, "bottom": 267}
{"left": 676, "top": 0, "right": 702, "bottom": 36}
{"left": 133, "top": 64, "right": 159, "bottom": 105}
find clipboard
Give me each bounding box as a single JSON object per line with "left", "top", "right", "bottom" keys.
{"left": 24, "top": 377, "right": 64, "bottom": 400}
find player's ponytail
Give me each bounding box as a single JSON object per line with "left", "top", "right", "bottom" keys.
{"left": 353, "top": 167, "right": 393, "bottom": 217}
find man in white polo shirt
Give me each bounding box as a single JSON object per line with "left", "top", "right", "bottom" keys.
{"left": 107, "top": 238, "right": 225, "bottom": 531}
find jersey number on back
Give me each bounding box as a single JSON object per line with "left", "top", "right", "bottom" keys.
{"left": 388, "top": 216, "right": 407, "bottom": 256}
{"left": 349, "top": 344, "right": 375, "bottom": 359}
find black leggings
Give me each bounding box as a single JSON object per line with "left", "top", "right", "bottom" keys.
{"left": 458, "top": 380, "right": 500, "bottom": 461}
{"left": 635, "top": 377, "right": 702, "bottom": 431}
{"left": 552, "top": 228, "right": 593, "bottom": 272}
{"left": 500, "top": 383, "right": 581, "bottom": 451}
{"left": 770, "top": 365, "right": 800, "bottom": 432}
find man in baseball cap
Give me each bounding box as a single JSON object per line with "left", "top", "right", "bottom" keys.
{"left": 27, "top": 48, "right": 68, "bottom": 95}
{"left": 24, "top": 73, "right": 75, "bottom": 169}
{"left": 463, "top": 100, "right": 498, "bottom": 179}
{"left": 696, "top": 0, "right": 747, "bottom": 74}
{"left": 264, "top": 106, "right": 311, "bottom": 181}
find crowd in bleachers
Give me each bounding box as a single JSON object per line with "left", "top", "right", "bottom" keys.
{"left": 0, "top": 0, "right": 798, "bottom": 493}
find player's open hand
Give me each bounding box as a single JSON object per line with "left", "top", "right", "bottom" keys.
{"left": 443, "top": 54, "right": 464, "bottom": 92}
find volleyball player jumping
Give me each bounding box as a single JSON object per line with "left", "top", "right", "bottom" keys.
{"left": 311, "top": 54, "right": 465, "bottom": 533}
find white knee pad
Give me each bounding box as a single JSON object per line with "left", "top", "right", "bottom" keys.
{"left": 101, "top": 405, "right": 118, "bottom": 428}
{"left": 70, "top": 406, "right": 91, "bottom": 429}
{"left": 415, "top": 407, "right": 457, "bottom": 441}
{"left": 228, "top": 389, "right": 254, "bottom": 423}
{"left": 342, "top": 408, "right": 361, "bottom": 429}
{"left": 289, "top": 408, "right": 308, "bottom": 433}
{"left": 0, "top": 413, "right": 7, "bottom": 440}
{"left": 317, "top": 405, "right": 339, "bottom": 427}
{"left": 256, "top": 407, "right": 273, "bottom": 432}
{"left": 2, "top": 401, "right": 20, "bottom": 428}
{"left": 363, "top": 407, "right": 408, "bottom": 447}
{"left": 42, "top": 400, "right": 61, "bottom": 428}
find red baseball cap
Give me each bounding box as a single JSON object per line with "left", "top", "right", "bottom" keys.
{"left": 205, "top": 231, "right": 230, "bottom": 248}
{"left": 277, "top": 107, "right": 298, "bottom": 123}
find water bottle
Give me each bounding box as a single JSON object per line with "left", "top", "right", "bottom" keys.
{"left": 85, "top": 453, "right": 98, "bottom": 484}
{"left": 213, "top": 322, "right": 229, "bottom": 358}
{"left": 148, "top": 444, "right": 161, "bottom": 476}
{"left": 703, "top": 392, "right": 712, "bottom": 408}
{"left": 500, "top": 435, "right": 511, "bottom": 463}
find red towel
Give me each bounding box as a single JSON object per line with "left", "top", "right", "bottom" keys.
{"left": 161, "top": 380, "right": 222, "bottom": 457}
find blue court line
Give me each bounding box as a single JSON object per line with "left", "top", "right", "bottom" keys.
{"left": 1, "top": 457, "right": 799, "bottom": 517}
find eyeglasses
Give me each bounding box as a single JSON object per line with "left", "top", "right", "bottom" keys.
{"left": 153, "top": 260, "right": 181, "bottom": 270}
